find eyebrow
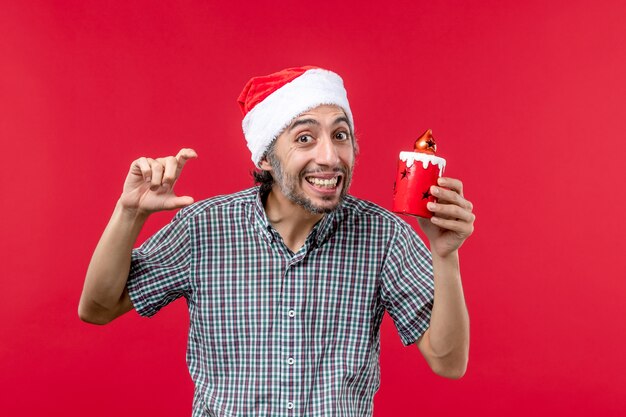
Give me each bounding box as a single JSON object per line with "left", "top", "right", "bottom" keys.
{"left": 288, "top": 116, "right": 351, "bottom": 132}
{"left": 288, "top": 118, "right": 319, "bottom": 132}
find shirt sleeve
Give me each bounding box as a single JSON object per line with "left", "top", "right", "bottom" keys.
{"left": 380, "top": 221, "right": 435, "bottom": 346}
{"left": 127, "top": 212, "right": 191, "bottom": 317}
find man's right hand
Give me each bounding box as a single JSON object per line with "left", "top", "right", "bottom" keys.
{"left": 119, "top": 148, "right": 198, "bottom": 215}
{"left": 79, "top": 148, "right": 198, "bottom": 325}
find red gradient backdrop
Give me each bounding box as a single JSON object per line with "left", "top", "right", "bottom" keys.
{"left": 2, "top": 1, "right": 625, "bottom": 416}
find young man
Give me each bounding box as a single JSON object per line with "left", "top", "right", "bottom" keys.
{"left": 79, "top": 66, "right": 475, "bottom": 417}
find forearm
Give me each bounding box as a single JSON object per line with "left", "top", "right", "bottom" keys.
{"left": 78, "top": 201, "right": 148, "bottom": 323}
{"left": 421, "top": 251, "right": 470, "bottom": 377}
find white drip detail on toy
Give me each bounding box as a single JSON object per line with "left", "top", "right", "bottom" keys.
{"left": 399, "top": 152, "right": 447, "bottom": 177}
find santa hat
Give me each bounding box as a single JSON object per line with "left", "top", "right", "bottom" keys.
{"left": 238, "top": 66, "right": 354, "bottom": 166}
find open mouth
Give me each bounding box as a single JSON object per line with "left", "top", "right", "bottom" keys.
{"left": 305, "top": 175, "right": 341, "bottom": 189}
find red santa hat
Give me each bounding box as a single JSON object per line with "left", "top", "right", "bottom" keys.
{"left": 238, "top": 66, "right": 354, "bottom": 166}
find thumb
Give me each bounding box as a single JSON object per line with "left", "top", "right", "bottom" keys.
{"left": 163, "top": 195, "right": 195, "bottom": 210}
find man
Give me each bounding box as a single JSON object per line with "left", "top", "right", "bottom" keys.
{"left": 79, "top": 66, "right": 475, "bottom": 416}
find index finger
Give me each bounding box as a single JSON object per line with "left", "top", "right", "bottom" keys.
{"left": 171, "top": 148, "right": 198, "bottom": 183}
{"left": 176, "top": 148, "right": 198, "bottom": 166}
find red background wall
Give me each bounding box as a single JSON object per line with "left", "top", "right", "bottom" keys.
{"left": 1, "top": 1, "right": 625, "bottom": 415}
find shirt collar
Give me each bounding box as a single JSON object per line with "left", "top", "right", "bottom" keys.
{"left": 250, "top": 188, "right": 340, "bottom": 248}
{"left": 312, "top": 209, "right": 337, "bottom": 247}
{"left": 251, "top": 189, "right": 274, "bottom": 243}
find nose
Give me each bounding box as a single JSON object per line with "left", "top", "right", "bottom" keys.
{"left": 314, "top": 135, "right": 340, "bottom": 167}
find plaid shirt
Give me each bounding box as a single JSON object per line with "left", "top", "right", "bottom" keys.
{"left": 127, "top": 187, "right": 434, "bottom": 417}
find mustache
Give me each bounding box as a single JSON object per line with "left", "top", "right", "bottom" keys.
{"left": 301, "top": 166, "right": 349, "bottom": 176}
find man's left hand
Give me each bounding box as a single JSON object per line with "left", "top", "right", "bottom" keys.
{"left": 418, "top": 177, "right": 475, "bottom": 258}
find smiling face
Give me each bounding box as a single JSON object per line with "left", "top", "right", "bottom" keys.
{"left": 260, "top": 105, "right": 356, "bottom": 215}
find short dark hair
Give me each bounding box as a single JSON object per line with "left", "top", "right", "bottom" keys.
{"left": 252, "top": 169, "right": 274, "bottom": 195}
{"left": 251, "top": 139, "right": 277, "bottom": 194}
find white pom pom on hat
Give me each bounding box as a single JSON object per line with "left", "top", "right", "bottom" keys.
{"left": 237, "top": 65, "right": 354, "bottom": 166}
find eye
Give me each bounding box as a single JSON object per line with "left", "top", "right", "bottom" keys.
{"left": 297, "top": 134, "right": 313, "bottom": 143}
{"left": 335, "top": 131, "right": 349, "bottom": 141}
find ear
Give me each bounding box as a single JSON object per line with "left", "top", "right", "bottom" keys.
{"left": 258, "top": 156, "right": 273, "bottom": 171}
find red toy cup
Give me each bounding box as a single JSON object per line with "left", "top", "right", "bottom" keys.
{"left": 392, "top": 152, "right": 446, "bottom": 218}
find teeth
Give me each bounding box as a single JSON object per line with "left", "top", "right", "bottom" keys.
{"left": 307, "top": 177, "right": 338, "bottom": 187}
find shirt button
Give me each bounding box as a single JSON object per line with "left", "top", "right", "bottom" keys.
{"left": 287, "top": 357, "right": 295, "bottom": 365}
{"left": 287, "top": 402, "right": 294, "bottom": 410}
{"left": 288, "top": 310, "right": 296, "bottom": 317}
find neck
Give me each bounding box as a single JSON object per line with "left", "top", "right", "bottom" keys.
{"left": 264, "top": 186, "right": 324, "bottom": 253}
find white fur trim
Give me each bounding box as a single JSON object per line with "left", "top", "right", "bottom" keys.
{"left": 242, "top": 68, "right": 354, "bottom": 166}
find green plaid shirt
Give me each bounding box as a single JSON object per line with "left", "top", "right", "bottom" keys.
{"left": 128, "top": 187, "right": 434, "bottom": 417}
